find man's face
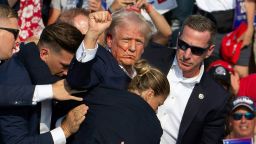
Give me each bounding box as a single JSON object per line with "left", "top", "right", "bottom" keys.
{"left": 107, "top": 23, "right": 145, "bottom": 69}
{"left": 176, "top": 26, "right": 214, "bottom": 78}
{"left": 40, "top": 48, "right": 74, "bottom": 78}
{"left": 0, "top": 18, "right": 19, "bottom": 60}
{"left": 230, "top": 107, "right": 256, "bottom": 138}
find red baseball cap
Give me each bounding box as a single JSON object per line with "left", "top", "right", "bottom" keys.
{"left": 220, "top": 22, "right": 247, "bottom": 65}
{"left": 238, "top": 74, "right": 256, "bottom": 103}
{"left": 207, "top": 60, "right": 234, "bottom": 74}
{"left": 206, "top": 60, "right": 234, "bottom": 86}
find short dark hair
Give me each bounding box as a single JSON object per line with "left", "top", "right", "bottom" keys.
{"left": 180, "top": 15, "right": 217, "bottom": 45}
{"left": 38, "top": 23, "right": 84, "bottom": 54}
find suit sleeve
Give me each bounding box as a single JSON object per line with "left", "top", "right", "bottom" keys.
{"left": 0, "top": 107, "right": 54, "bottom": 144}
{"left": 0, "top": 56, "right": 54, "bottom": 144}
{"left": 67, "top": 57, "right": 100, "bottom": 89}
{"left": 0, "top": 54, "right": 36, "bottom": 106}
{"left": 199, "top": 91, "right": 229, "bottom": 144}
{"left": 0, "top": 85, "right": 35, "bottom": 106}
{"left": 66, "top": 44, "right": 104, "bottom": 89}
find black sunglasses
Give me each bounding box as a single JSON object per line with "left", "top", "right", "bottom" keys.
{"left": 0, "top": 27, "right": 19, "bottom": 40}
{"left": 177, "top": 38, "right": 209, "bottom": 56}
{"left": 232, "top": 112, "right": 255, "bottom": 120}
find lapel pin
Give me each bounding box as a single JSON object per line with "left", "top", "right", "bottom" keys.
{"left": 198, "top": 94, "right": 204, "bottom": 100}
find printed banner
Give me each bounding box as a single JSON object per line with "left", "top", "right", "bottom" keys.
{"left": 223, "top": 138, "right": 253, "bottom": 144}
{"left": 234, "top": 0, "right": 256, "bottom": 28}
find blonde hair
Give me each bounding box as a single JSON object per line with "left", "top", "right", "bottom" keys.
{"left": 128, "top": 59, "right": 170, "bottom": 98}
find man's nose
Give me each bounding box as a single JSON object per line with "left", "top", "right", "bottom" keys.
{"left": 128, "top": 40, "right": 136, "bottom": 52}
{"left": 240, "top": 115, "right": 247, "bottom": 123}
{"left": 183, "top": 47, "right": 192, "bottom": 58}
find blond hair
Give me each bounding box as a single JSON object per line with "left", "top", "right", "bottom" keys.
{"left": 128, "top": 59, "right": 170, "bottom": 98}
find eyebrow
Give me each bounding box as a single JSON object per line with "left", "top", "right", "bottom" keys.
{"left": 61, "top": 63, "right": 70, "bottom": 68}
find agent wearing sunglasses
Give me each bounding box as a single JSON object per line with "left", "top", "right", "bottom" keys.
{"left": 226, "top": 96, "right": 256, "bottom": 139}
{"left": 157, "top": 15, "right": 229, "bottom": 144}
{"left": 0, "top": 5, "right": 19, "bottom": 60}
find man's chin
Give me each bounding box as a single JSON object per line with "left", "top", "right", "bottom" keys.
{"left": 121, "top": 60, "right": 136, "bottom": 66}
{"left": 54, "top": 73, "right": 66, "bottom": 79}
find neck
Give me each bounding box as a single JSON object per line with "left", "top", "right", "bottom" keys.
{"left": 183, "top": 70, "right": 200, "bottom": 78}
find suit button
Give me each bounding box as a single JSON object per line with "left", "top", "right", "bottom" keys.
{"left": 14, "top": 101, "right": 20, "bottom": 104}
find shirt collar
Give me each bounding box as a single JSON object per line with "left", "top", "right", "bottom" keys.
{"left": 119, "top": 64, "right": 137, "bottom": 78}
{"left": 171, "top": 56, "right": 204, "bottom": 84}
{"left": 106, "top": 46, "right": 136, "bottom": 78}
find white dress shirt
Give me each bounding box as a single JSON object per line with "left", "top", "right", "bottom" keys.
{"left": 33, "top": 85, "right": 66, "bottom": 144}
{"left": 157, "top": 57, "right": 204, "bottom": 144}
{"left": 196, "top": 0, "right": 235, "bottom": 12}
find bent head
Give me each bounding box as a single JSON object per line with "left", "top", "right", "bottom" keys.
{"left": 128, "top": 59, "right": 170, "bottom": 111}
{"left": 38, "top": 23, "right": 84, "bottom": 78}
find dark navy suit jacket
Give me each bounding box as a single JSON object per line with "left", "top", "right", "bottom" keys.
{"left": 68, "top": 86, "right": 162, "bottom": 144}
{"left": 67, "top": 45, "right": 131, "bottom": 90}
{"left": 63, "top": 45, "right": 163, "bottom": 143}
{"left": 0, "top": 84, "right": 34, "bottom": 106}
{"left": 145, "top": 45, "right": 229, "bottom": 144}
{"left": 0, "top": 42, "right": 59, "bottom": 107}
{"left": 0, "top": 42, "right": 59, "bottom": 144}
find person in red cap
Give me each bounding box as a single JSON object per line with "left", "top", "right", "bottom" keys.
{"left": 207, "top": 60, "right": 237, "bottom": 92}
{"left": 207, "top": 60, "right": 256, "bottom": 103}
{"left": 221, "top": 0, "right": 256, "bottom": 78}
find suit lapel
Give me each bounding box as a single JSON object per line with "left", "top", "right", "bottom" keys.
{"left": 177, "top": 82, "right": 205, "bottom": 143}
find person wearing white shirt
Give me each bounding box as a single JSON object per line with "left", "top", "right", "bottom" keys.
{"left": 156, "top": 15, "right": 229, "bottom": 144}
{"left": 0, "top": 23, "right": 88, "bottom": 144}
{"left": 0, "top": 4, "right": 82, "bottom": 107}
{"left": 196, "top": 0, "right": 255, "bottom": 78}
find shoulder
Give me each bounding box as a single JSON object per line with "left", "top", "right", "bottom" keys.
{"left": 200, "top": 73, "right": 230, "bottom": 103}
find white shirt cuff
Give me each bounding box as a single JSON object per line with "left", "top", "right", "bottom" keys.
{"left": 76, "top": 41, "right": 98, "bottom": 63}
{"left": 50, "top": 127, "right": 66, "bottom": 144}
{"left": 32, "top": 85, "right": 53, "bottom": 104}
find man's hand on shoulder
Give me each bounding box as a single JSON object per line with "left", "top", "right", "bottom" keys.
{"left": 52, "top": 79, "right": 83, "bottom": 101}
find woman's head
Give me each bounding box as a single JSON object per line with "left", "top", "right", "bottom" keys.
{"left": 128, "top": 59, "right": 170, "bottom": 111}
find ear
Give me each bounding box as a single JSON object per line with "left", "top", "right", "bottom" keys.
{"left": 143, "top": 88, "right": 155, "bottom": 101}
{"left": 205, "top": 44, "right": 215, "bottom": 59}
{"left": 106, "top": 34, "right": 113, "bottom": 49}
{"left": 39, "top": 47, "right": 50, "bottom": 62}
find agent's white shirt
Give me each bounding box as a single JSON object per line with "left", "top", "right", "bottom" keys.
{"left": 157, "top": 57, "right": 204, "bottom": 144}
